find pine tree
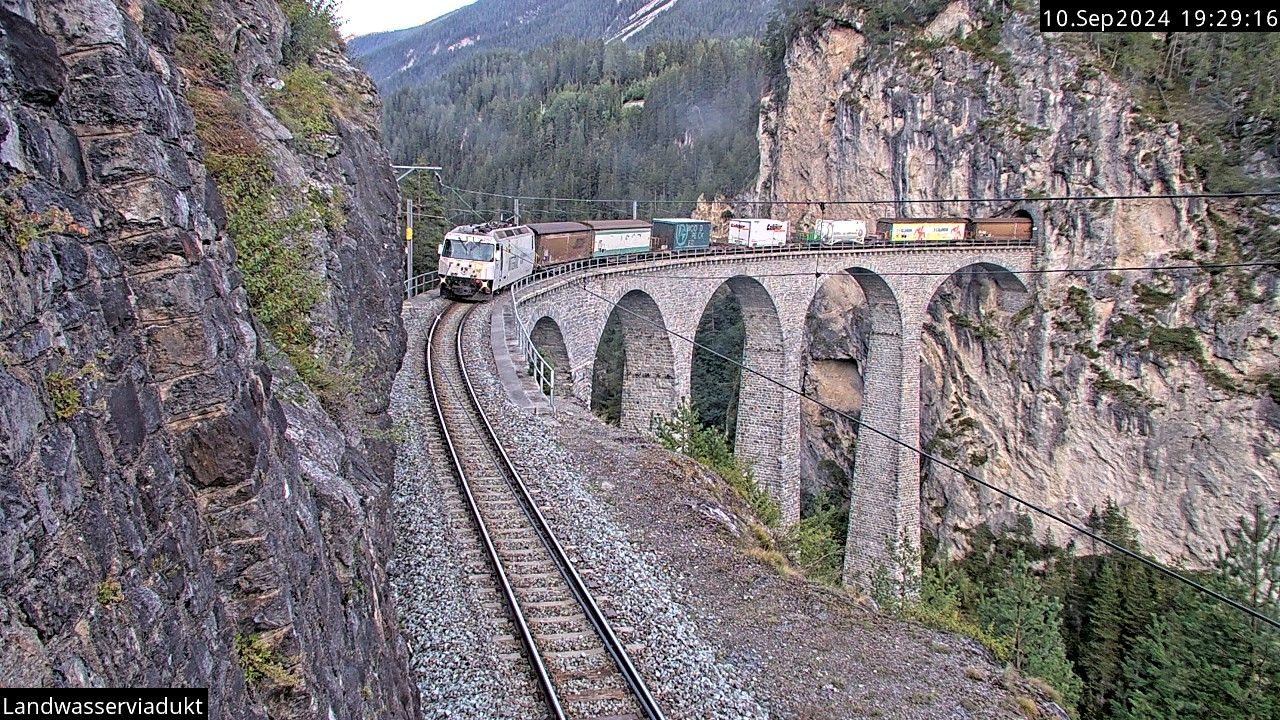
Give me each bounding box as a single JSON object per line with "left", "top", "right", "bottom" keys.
{"left": 1074, "top": 499, "right": 1163, "bottom": 720}
{"left": 979, "top": 550, "right": 1084, "bottom": 707}
{"left": 1114, "top": 505, "right": 1280, "bottom": 720}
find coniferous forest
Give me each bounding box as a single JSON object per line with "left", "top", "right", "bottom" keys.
{"left": 380, "top": 38, "right": 765, "bottom": 222}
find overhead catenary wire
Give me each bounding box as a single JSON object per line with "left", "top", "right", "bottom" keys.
{"left": 628, "top": 260, "right": 1279, "bottom": 281}
{"left": 437, "top": 185, "right": 1280, "bottom": 207}
{"left": 570, "top": 281, "right": 1280, "bottom": 632}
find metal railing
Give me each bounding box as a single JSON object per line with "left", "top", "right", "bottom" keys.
{"left": 404, "top": 271, "right": 439, "bottom": 299}
{"left": 509, "top": 284, "right": 555, "bottom": 409}
{"left": 502, "top": 237, "right": 1038, "bottom": 413}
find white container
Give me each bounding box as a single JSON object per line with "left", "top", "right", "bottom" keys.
{"left": 814, "top": 219, "right": 867, "bottom": 244}
{"left": 727, "top": 218, "right": 789, "bottom": 247}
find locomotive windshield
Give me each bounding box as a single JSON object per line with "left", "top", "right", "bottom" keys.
{"left": 442, "top": 237, "right": 495, "bottom": 261}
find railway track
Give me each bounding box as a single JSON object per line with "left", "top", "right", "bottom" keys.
{"left": 426, "top": 303, "right": 665, "bottom": 720}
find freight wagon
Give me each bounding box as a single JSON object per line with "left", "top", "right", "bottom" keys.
{"left": 809, "top": 219, "right": 868, "bottom": 245}
{"left": 650, "top": 218, "right": 711, "bottom": 251}
{"left": 529, "top": 221, "right": 595, "bottom": 265}
{"left": 583, "top": 219, "right": 652, "bottom": 257}
{"left": 969, "top": 217, "right": 1033, "bottom": 241}
{"left": 876, "top": 218, "right": 968, "bottom": 243}
{"left": 727, "top": 218, "right": 789, "bottom": 248}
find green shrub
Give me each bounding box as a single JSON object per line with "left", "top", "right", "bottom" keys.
{"left": 278, "top": 0, "right": 341, "bottom": 67}
{"left": 1133, "top": 282, "right": 1175, "bottom": 312}
{"left": 96, "top": 578, "right": 123, "bottom": 607}
{"left": 1260, "top": 374, "right": 1280, "bottom": 404}
{"left": 652, "top": 401, "right": 780, "bottom": 527}
{"left": 1011, "top": 303, "right": 1036, "bottom": 326}
{"left": 234, "top": 633, "right": 298, "bottom": 688}
{"left": 1147, "top": 326, "right": 1201, "bottom": 356}
{"left": 44, "top": 371, "right": 83, "bottom": 420}
{"left": 268, "top": 65, "right": 337, "bottom": 153}
{"left": 1091, "top": 368, "right": 1153, "bottom": 409}
{"left": 782, "top": 493, "right": 846, "bottom": 586}
{"left": 1107, "top": 313, "right": 1148, "bottom": 342}
{"left": 1066, "top": 286, "right": 1094, "bottom": 328}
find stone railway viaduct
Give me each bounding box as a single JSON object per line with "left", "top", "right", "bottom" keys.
{"left": 512, "top": 245, "right": 1036, "bottom": 584}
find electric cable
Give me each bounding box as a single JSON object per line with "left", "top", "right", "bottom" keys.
{"left": 437, "top": 185, "right": 1280, "bottom": 207}
{"left": 625, "top": 260, "right": 1278, "bottom": 281}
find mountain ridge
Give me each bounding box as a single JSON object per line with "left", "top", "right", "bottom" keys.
{"left": 350, "top": 0, "right": 775, "bottom": 89}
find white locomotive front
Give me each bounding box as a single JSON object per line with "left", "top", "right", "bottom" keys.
{"left": 438, "top": 223, "right": 535, "bottom": 300}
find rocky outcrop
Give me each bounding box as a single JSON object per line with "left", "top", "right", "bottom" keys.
{"left": 762, "top": 1, "right": 1279, "bottom": 562}
{"left": 0, "top": 0, "right": 415, "bottom": 715}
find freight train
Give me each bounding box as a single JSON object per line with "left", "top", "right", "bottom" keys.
{"left": 436, "top": 215, "right": 1032, "bottom": 299}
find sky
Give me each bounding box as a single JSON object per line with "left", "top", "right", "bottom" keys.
{"left": 336, "top": 0, "right": 477, "bottom": 37}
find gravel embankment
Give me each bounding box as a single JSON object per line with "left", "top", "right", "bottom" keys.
{"left": 460, "top": 301, "right": 769, "bottom": 719}
{"left": 388, "top": 299, "right": 540, "bottom": 720}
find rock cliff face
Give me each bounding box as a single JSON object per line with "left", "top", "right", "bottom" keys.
{"left": 0, "top": 0, "right": 415, "bottom": 715}
{"left": 762, "top": 2, "right": 1279, "bottom": 562}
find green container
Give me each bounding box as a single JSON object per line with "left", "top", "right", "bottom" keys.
{"left": 650, "top": 218, "right": 711, "bottom": 251}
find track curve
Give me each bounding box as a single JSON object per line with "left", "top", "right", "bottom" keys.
{"left": 426, "top": 303, "right": 666, "bottom": 720}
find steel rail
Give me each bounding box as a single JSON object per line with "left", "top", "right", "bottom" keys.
{"left": 451, "top": 305, "right": 667, "bottom": 720}
{"left": 425, "top": 307, "right": 566, "bottom": 720}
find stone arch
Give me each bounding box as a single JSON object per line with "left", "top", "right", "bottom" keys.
{"left": 817, "top": 267, "right": 909, "bottom": 586}
{"left": 689, "top": 275, "right": 789, "bottom": 508}
{"left": 530, "top": 315, "right": 573, "bottom": 399}
{"left": 918, "top": 261, "right": 1031, "bottom": 555}
{"left": 593, "top": 289, "right": 677, "bottom": 432}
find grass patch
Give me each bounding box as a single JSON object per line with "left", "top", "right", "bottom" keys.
{"left": 158, "top": 0, "right": 235, "bottom": 83}
{"left": 96, "top": 578, "right": 123, "bottom": 607}
{"left": 268, "top": 65, "right": 337, "bottom": 154}
{"left": 1107, "top": 313, "right": 1148, "bottom": 343}
{"left": 1065, "top": 286, "right": 1094, "bottom": 328}
{"left": 1091, "top": 368, "right": 1152, "bottom": 409}
{"left": 954, "top": 10, "right": 1012, "bottom": 77}
{"left": 1010, "top": 303, "right": 1036, "bottom": 327}
{"left": 234, "top": 633, "right": 298, "bottom": 689}
{"left": 1133, "top": 282, "right": 1175, "bottom": 313}
{"left": 1147, "top": 326, "right": 1201, "bottom": 357}
{"left": 953, "top": 312, "right": 1003, "bottom": 340}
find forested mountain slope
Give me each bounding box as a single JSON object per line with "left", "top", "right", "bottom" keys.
{"left": 351, "top": 0, "right": 776, "bottom": 89}
{"left": 382, "top": 38, "right": 764, "bottom": 220}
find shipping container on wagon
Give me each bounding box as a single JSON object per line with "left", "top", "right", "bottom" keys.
{"left": 650, "top": 218, "right": 711, "bottom": 251}
{"left": 727, "top": 218, "right": 789, "bottom": 247}
{"left": 528, "top": 221, "right": 594, "bottom": 267}
{"left": 968, "top": 216, "right": 1033, "bottom": 242}
{"left": 583, "top": 219, "right": 653, "bottom": 257}
{"left": 876, "top": 218, "right": 967, "bottom": 243}
{"left": 810, "top": 219, "right": 869, "bottom": 245}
